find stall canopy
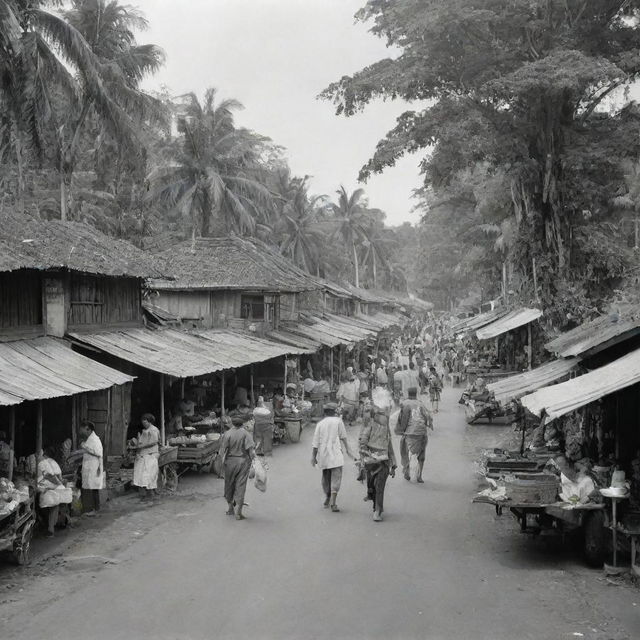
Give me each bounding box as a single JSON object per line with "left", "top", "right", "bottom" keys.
{"left": 0, "top": 337, "right": 134, "bottom": 407}
{"left": 487, "top": 358, "right": 581, "bottom": 405}
{"left": 476, "top": 308, "right": 543, "bottom": 341}
{"left": 520, "top": 348, "right": 640, "bottom": 421}
{"left": 266, "top": 328, "right": 323, "bottom": 354}
{"left": 545, "top": 307, "right": 640, "bottom": 358}
{"left": 68, "top": 327, "right": 307, "bottom": 378}
{"left": 450, "top": 308, "right": 507, "bottom": 335}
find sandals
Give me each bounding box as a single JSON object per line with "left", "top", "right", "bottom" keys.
{"left": 330, "top": 505, "right": 340, "bottom": 513}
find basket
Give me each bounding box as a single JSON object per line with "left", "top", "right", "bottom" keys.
{"left": 504, "top": 473, "right": 558, "bottom": 504}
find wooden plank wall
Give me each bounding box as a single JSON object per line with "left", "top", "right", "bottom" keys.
{"left": 0, "top": 270, "right": 43, "bottom": 329}
{"left": 155, "top": 290, "right": 211, "bottom": 325}
{"left": 68, "top": 275, "right": 142, "bottom": 327}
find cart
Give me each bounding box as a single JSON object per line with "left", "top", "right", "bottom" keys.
{"left": 0, "top": 488, "right": 36, "bottom": 566}
{"left": 158, "top": 445, "right": 179, "bottom": 491}
{"left": 274, "top": 417, "right": 302, "bottom": 444}
{"left": 176, "top": 440, "right": 220, "bottom": 475}
{"left": 473, "top": 494, "right": 608, "bottom": 566}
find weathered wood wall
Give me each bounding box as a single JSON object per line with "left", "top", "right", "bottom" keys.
{"left": 68, "top": 275, "right": 142, "bottom": 327}
{"left": 0, "top": 270, "right": 43, "bottom": 333}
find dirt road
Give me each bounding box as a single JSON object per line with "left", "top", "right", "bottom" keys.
{"left": 1, "top": 388, "right": 638, "bottom": 640}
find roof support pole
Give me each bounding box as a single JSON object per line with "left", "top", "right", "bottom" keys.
{"left": 160, "top": 374, "right": 166, "bottom": 446}
{"left": 283, "top": 358, "right": 288, "bottom": 393}
{"left": 35, "top": 400, "right": 42, "bottom": 488}
{"left": 250, "top": 365, "right": 255, "bottom": 407}
{"left": 330, "top": 347, "right": 334, "bottom": 390}
{"left": 527, "top": 323, "right": 533, "bottom": 371}
{"left": 8, "top": 407, "right": 15, "bottom": 482}
{"left": 221, "top": 372, "right": 226, "bottom": 418}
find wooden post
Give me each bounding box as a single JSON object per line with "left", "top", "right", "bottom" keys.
{"left": 159, "top": 374, "right": 166, "bottom": 446}
{"left": 283, "top": 358, "right": 288, "bottom": 392}
{"left": 527, "top": 323, "right": 533, "bottom": 371}
{"left": 299, "top": 356, "right": 304, "bottom": 400}
{"left": 221, "top": 371, "right": 226, "bottom": 418}
{"left": 8, "top": 407, "right": 15, "bottom": 482}
{"left": 35, "top": 400, "right": 43, "bottom": 486}
{"left": 181, "top": 378, "right": 186, "bottom": 398}
{"left": 250, "top": 365, "right": 255, "bottom": 406}
{"left": 105, "top": 388, "right": 112, "bottom": 461}
{"left": 330, "top": 347, "right": 334, "bottom": 389}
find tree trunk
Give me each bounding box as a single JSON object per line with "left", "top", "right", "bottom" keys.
{"left": 11, "top": 123, "right": 24, "bottom": 213}
{"left": 372, "top": 249, "right": 378, "bottom": 289}
{"left": 60, "top": 175, "right": 68, "bottom": 221}
{"left": 352, "top": 240, "right": 360, "bottom": 288}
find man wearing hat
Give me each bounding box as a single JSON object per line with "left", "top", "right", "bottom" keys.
{"left": 311, "top": 403, "right": 356, "bottom": 512}
{"left": 220, "top": 414, "right": 257, "bottom": 520}
{"left": 395, "top": 387, "right": 433, "bottom": 483}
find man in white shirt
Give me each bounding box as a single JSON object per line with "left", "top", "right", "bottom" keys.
{"left": 79, "top": 421, "right": 105, "bottom": 515}
{"left": 311, "top": 403, "right": 355, "bottom": 512}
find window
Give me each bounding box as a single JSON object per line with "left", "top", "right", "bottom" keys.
{"left": 241, "top": 295, "right": 264, "bottom": 320}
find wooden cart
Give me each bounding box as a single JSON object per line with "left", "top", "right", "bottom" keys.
{"left": 158, "top": 446, "right": 179, "bottom": 491}
{"left": 0, "top": 489, "right": 36, "bottom": 566}
{"left": 176, "top": 440, "right": 220, "bottom": 475}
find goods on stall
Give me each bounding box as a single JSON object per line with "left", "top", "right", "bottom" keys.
{"left": 503, "top": 473, "right": 559, "bottom": 504}
{"left": 0, "top": 478, "right": 29, "bottom": 516}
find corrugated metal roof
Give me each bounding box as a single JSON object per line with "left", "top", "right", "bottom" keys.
{"left": 487, "top": 358, "right": 581, "bottom": 405}
{"left": 520, "top": 348, "right": 640, "bottom": 421}
{"left": 476, "top": 308, "right": 543, "bottom": 340}
{"left": 266, "top": 329, "right": 323, "bottom": 354}
{"left": 68, "top": 328, "right": 301, "bottom": 378}
{"left": 0, "top": 337, "right": 134, "bottom": 407}
{"left": 0, "top": 211, "right": 166, "bottom": 278}
{"left": 545, "top": 309, "right": 640, "bottom": 358}
{"left": 450, "top": 308, "right": 508, "bottom": 334}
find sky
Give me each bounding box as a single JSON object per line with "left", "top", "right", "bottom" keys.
{"left": 134, "top": 0, "right": 423, "bottom": 226}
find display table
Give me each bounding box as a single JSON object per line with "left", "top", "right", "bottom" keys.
{"left": 600, "top": 490, "right": 629, "bottom": 573}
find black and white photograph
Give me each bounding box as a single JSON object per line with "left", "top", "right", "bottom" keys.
{"left": 1, "top": 1, "right": 640, "bottom": 639}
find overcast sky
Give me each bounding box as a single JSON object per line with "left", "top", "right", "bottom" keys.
{"left": 134, "top": 0, "right": 423, "bottom": 226}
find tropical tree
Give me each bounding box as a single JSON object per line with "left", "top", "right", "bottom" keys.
{"left": 148, "top": 88, "right": 274, "bottom": 238}
{"left": 275, "top": 174, "right": 331, "bottom": 274}
{"left": 331, "top": 186, "right": 373, "bottom": 288}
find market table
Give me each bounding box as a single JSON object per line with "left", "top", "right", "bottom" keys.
{"left": 0, "top": 487, "right": 35, "bottom": 566}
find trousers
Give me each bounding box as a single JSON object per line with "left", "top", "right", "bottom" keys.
{"left": 321, "top": 466, "right": 343, "bottom": 496}
{"left": 365, "top": 462, "right": 390, "bottom": 513}
{"left": 224, "top": 457, "right": 251, "bottom": 506}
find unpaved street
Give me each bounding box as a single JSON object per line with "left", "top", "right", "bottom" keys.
{"left": 1, "top": 388, "right": 639, "bottom": 640}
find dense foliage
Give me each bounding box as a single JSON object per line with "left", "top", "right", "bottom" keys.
{"left": 322, "top": 0, "right": 640, "bottom": 324}
{"left": 0, "top": 0, "right": 411, "bottom": 293}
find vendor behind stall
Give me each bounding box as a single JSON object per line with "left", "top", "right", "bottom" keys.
{"left": 37, "top": 447, "right": 71, "bottom": 537}
{"left": 132, "top": 414, "right": 160, "bottom": 500}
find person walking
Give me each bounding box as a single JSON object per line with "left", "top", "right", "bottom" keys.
{"left": 133, "top": 413, "right": 161, "bottom": 501}
{"left": 220, "top": 415, "right": 257, "bottom": 520}
{"left": 359, "top": 390, "right": 396, "bottom": 522}
{"left": 395, "top": 388, "right": 433, "bottom": 483}
{"left": 311, "top": 403, "right": 355, "bottom": 512}
{"left": 428, "top": 366, "right": 443, "bottom": 413}
{"left": 79, "top": 420, "right": 105, "bottom": 515}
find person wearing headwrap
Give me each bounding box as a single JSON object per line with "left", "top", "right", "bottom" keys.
{"left": 79, "top": 420, "right": 105, "bottom": 515}
{"left": 220, "top": 414, "right": 257, "bottom": 520}
{"left": 359, "top": 389, "right": 396, "bottom": 522}
{"left": 133, "top": 413, "right": 160, "bottom": 500}
{"left": 395, "top": 388, "right": 433, "bottom": 483}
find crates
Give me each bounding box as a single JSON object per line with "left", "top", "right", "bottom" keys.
{"left": 504, "top": 473, "right": 559, "bottom": 504}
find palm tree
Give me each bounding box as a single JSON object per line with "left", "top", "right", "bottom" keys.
{"left": 148, "top": 88, "right": 273, "bottom": 238}
{"left": 331, "top": 186, "right": 372, "bottom": 288}
{"left": 360, "top": 221, "right": 393, "bottom": 289}
{"left": 276, "top": 175, "right": 330, "bottom": 274}
{"left": 60, "top": 0, "right": 165, "bottom": 220}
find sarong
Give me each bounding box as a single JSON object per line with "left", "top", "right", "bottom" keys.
{"left": 224, "top": 456, "right": 251, "bottom": 506}
{"left": 133, "top": 453, "right": 159, "bottom": 489}
{"left": 321, "top": 466, "right": 343, "bottom": 496}
{"left": 365, "top": 461, "right": 390, "bottom": 513}
{"left": 400, "top": 434, "right": 427, "bottom": 476}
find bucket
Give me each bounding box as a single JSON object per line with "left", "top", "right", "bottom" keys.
{"left": 285, "top": 420, "right": 301, "bottom": 443}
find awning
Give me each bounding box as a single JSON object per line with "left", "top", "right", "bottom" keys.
{"left": 487, "top": 358, "right": 581, "bottom": 405}
{"left": 476, "top": 308, "right": 543, "bottom": 340}
{"left": 0, "top": 337, "right": 134, "bottom": 407}
{"left": 68, "top": 328, "right": 302, "bottom": 378}
{"left": 312, "top": 315, "right": 376, "bottom": 343}
{"left": 520, "top": 348, "right": 640, "bottom": 421}
{"left": 266, "top": 329, "right": 322, "bottom": 354}
{"left": 450, "top": 308, "right": 507, "bottom": 334}
{"left": 286, "top": 323, "right": 347, "bottom": 348}
{"left": 545, "top": 310, "right": 640, "bottom": 358}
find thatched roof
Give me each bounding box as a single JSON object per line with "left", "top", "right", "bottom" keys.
{"left": 0, "top": 211, "right": 165, "bottom": 278}
{"left": 149, "top": 236, "right": 321, "bottom": 292}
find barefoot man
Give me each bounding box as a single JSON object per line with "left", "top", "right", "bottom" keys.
{"left": 395, "top": 387, "right": 433, "bottom": 483}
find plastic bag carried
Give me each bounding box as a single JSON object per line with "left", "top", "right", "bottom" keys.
{"left": 253, "top": 458, "right": 267, "bottom": 493}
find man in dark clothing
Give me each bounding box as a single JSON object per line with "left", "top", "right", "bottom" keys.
{"left": 220, "top": 415, "right": 257, "bottom": 520}
{"left": 395, "top": 387, "right": 433, "bottom": 483}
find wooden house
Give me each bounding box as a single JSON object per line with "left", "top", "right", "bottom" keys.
{"left": 0, "top": 212, "right": 164, "bottom": 460}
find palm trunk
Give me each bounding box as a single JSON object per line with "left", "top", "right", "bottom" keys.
{"left": 372, "top": 250, "right": 377, "bottom": 289}
{"left": 352, "top": 240, "right": 360, "bottom": 288}
{"left": 11, "top": 123, "right": 24, "bottom": 213}
{"left": 60, "top": 177, "right": 68, "bottom": 221}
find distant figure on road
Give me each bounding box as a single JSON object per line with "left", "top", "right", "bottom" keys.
{"left": 253, "top": 396, "right": 274, "bottom": 457}
{"left": 359, "top": 390, "right": 396, "bottom": 522}
{"left": 311, "top": 403, "right": 355, "bottom": 512}
{"left": 395, "top": 388, "right": 433, "bottom": 483}
{"left": 220, "top": 415, "right": 257, "bottom": 520}
{"left": 428, "top": 366, "right": 443, "bottom": 413}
